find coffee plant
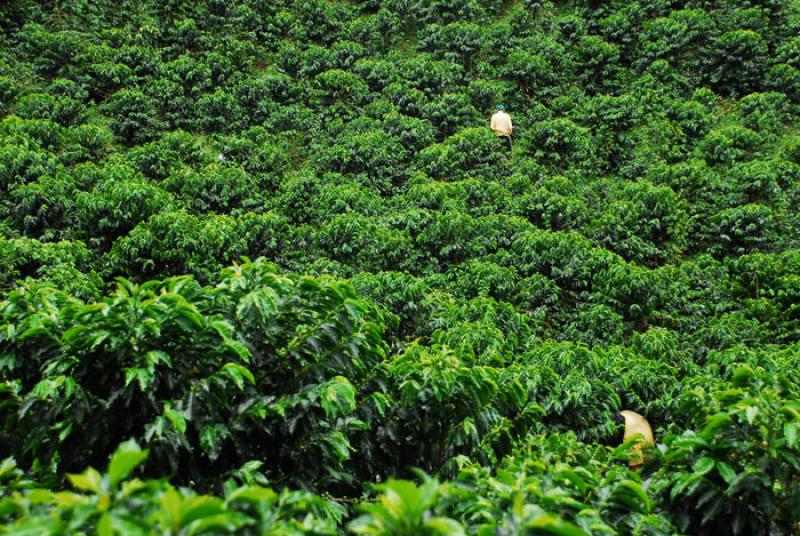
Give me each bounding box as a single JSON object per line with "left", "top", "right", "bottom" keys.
{"left": 1, "top": 0, "right": 799, "bottom": 533}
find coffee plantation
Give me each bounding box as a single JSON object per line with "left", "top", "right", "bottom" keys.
{"left": 1, "top": 0, "right": 799, "bottom": 534}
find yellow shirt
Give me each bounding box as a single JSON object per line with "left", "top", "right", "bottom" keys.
{"left": 621, "top": 410, "right": 655, "bottom": 467}
{"left": 491, "top": 111, "right": 513, "bottom": 137}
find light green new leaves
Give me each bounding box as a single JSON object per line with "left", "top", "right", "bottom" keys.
{"left": 321, "top": 376, "right": 357, "bottom": 419}
{"left": 350, "top": 478, "right": 465, "bottom": 536}
{"left": 108, "top": 439, "right": 148, "bottom": 488}
{"left": 67, "top": 439, "right": 148, "bottom": 493}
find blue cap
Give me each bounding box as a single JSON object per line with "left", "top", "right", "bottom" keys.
{"left": 496, "top": 104, "right": 505, "bottom": 110}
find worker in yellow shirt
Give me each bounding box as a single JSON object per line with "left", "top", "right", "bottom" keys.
{"left": 491, "top": 104, "right": 513, "bottom": 151}
{"left": 615, "top": 410, "right": 655, "bottom": 469}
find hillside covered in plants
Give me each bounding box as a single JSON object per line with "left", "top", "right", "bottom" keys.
{"left": 1, "top": 0, "right": 800, "bottom": 533}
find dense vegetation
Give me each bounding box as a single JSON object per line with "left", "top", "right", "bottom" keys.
{"left": 1, "top": 0, "right": 799, "bottom": 533}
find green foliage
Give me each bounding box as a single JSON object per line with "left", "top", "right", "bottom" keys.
{"left": 444, "top": 433, "right": 674, "bottom": 534}
{"left": 653, "top": 364, "right": 800, "bottom": 534}
{"left": 103, "top": 89, "right": 165, "bottom": 145}
{"left": 317, "top": 213, "right": 420, "bottom": 272}
{"left": 416, "top": 128, "right": 501, "bottom": 181}
{"left": 314, "top": 129, "right": 409, "bottom": 193}
{"left": 163, "top": 165, "right": 263, "bottom": 214}
{"left": 706, "top": 30, "right": 769, "bottom": 96}
{"left": 0, "top": 237, "right": 101, "bottom": 299}
{"left": 419, "top": 23, "right": 482, "bottom": 69}
{"left": 380, "top": 343, "right": 539, "bottom": 473}
{"left": 711, "top": 203, "right": 778, "bottom": 255}
{"left": 700, "top": 125, "right": 763, "bottom": 166}
{"left": 0, "top": 137, "right": 59, "bottom": 194}
{"left": 14, "top": 93, "right": 85, "bottom": 126}
{"left": 77, "top": 175, "right": 175, "bottom": 246}
{"left": 0, "top": 441, "right": 346, "bottom": 534}
{"left": 108, "top": 211, "right": 249, "bottom": 279}
{"left": 1, "top": 0, "right": 800, "bottom": 532}
{"left": 586, "top": 180, "right": 689, "bottom": 265}
{"left": 350, "top": 476, "right": 463, "bottom": 535}
{"left": 8, "top": 173, "right": 78, "bottom": 240}
{"left": 525, "top": 118, "right": 596, "bottom": 171}
{"left": 0, "top": 259, "right": 389, "bottom": 490}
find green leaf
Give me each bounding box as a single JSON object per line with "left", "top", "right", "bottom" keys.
{"left": 200, "top": 424, "right": 229, "bottom": 456}
{"left": 744, "top": 404, "right": 759, "bottom": 425}
{"left": 717, "top": 462, "right": 737, "bottom": 485}
{"left": 700, "top": 413, "right": 732, "bottom": 440}
{"left": 54, "top": 491, "right": 92, "bottom": 507}
{"left": 0, "top": 458, "right": 18, "bottom": 479}
{"left": 321, "top": 376, "right": 356, "bottom": 419}
{"left": 187, "top": 512, "right": 253, "bottom": 535}
{"left": 673, "top": 433, "right": 709, "bottom": 449}
{"left": 368, "top": 392, "right": 392, "bottom": 417}
{"left": 108, "top": 439, "right": 148, "bottom": 488}
{"left": 160, "top": 487, "right": 182, "bottom": 530}
{"left": 28, "top": 489, "right": 53, "bottom": 505}
{"left": 145, "top": 350, "right": 172, "bottom": 367}
{"left": 227, "top": 486, "right": 277, "bottom": 505}
{"left": 97, "top": 511, "right": 113, "bottom": 536}
{"left": 784, "top": 422, "right": 800, "bottom": 449}
{"left": 693, "top": 457, "right": 715, "bottom": 476}
{"left": 425, "top": 517, "right": 466, "bottom": 535}
{"left": 58, "top": 422, "right": 74, "bottom": 442}
{"left": 323, "top": 430, "right": 353, "bottom": 462}
{"left": 727, "top": 471, "right": 755, "bottom": 496}
{"left": 179, "top": 496, "right": 227, "bottom": 526}
{"left": 164, "top": 405, "right": 187, "bottom": 434}
{"left": 611, "top": 480, "right": 651, "bottom": 513}
{"left": 223, "top": 340, "right": 251, "bottom": 363}
{"left": 671, "top": 473, "right": 702, "bottom": 501}
{"left": 220, "top": 363, "right": 255, "bottom": 390}
{"left": 732, "top": 366, "right": 754, "bottom": 387}
{"left": 522, "top": 513, "right": 588, "bottom": 536}
{"left": 174, "top": 305, "right": 205, "bottom": 331}
{"left": 67, "top": 467, "right": 104, "bottom": 493}
{"left": 124, "top": 367, "right": 153, "bottom": 391}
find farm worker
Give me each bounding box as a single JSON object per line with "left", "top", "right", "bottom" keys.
{"left": 491, "top": 104, "right": 513, "bottom": 151}
{"left": 616, "top": 410, "right": 655, "bottom": 469}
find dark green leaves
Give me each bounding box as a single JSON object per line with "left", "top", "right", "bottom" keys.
{"left": 1, "top": 0, "right": 800, "bottom": 533}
